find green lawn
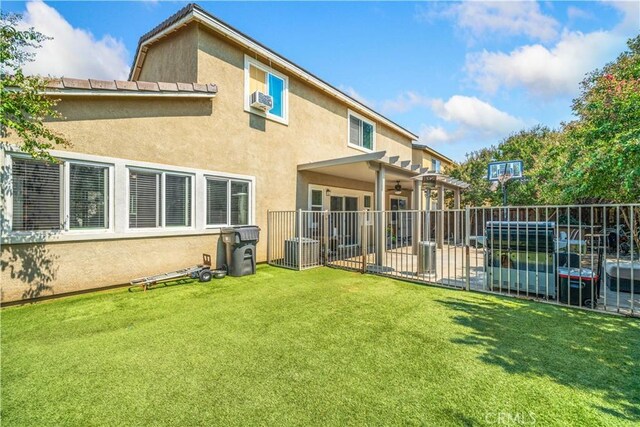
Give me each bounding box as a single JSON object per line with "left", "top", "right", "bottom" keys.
{"left": 2, "top": 266, "right": 639, "bottom": 426}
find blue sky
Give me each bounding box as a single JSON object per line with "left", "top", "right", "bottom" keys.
{"left": 4, "top": 1, "right": 639, "bottom": 161}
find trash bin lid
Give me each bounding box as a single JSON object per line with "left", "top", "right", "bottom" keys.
{"left": 234, "top": 225, "right": 260, "bottom": 241}
{"left": 557, "top": 267, "right": 598, "bottom": 281}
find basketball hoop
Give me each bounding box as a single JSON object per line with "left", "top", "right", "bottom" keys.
{"left": 487, "top": 160, "right": 524, "bottom": 207}
{"left": 497, "top": 172, "right": 513, "bottom": 185}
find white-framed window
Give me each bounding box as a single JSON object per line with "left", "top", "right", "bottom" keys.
{"left": 9, "top": 155, "right": 112, "bottom": 232}
{"left": 309, "top": 188, "right": 324, "bottom": 211}
{"left": 348, "top": 110, "right": 375, "bottom": 152}
{"left": 3, "top": 151, "right": 256, "bottom": 244}
{"left": 244, "top": 55, "right": 289, "bottom": 124}
{"left": 69, "top": 162, "right": 110, "bottom": 230}
{"left": 128, "top": 168, "right": 193, "bottom": 229}
{"left": 431, "top": 159, "right": 441, "bottom": 173}
{"left": 206, "top": 177, "right": 251, "bottom": 227}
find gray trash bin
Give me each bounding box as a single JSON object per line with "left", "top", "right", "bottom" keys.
{"left": 418, "top": 241, "right": 437, "bottom": 274}
{"left": 221, "top": 226, "right": 260, "bottom": 276}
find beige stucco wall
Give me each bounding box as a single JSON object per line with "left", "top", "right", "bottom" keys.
{"left": 137, "top": 23, "right": 199, "bottom": 83}
{"left": 1, "top": 235, "right": 224, "bottom": 302}
{"left": 412, "top": 149, "right": 453, "bottom": 173}
{"left": 1, "top": 23, "right": 417, "bottom": 302}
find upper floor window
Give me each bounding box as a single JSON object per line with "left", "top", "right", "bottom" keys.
{"left": 348, "top": 110, "right": 375, "bottom": 152}
{"left": 11, "top": 157, "right": 110, "bottom": 232}
{"left": 431, "top": 159, "right": 441, "bottom": 173}
{"left": 244, "top": 56, "right": 288, "bottom": 124}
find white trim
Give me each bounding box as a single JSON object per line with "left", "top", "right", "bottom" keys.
{"left": 130, "top": 8, "right": 417, "bottom": 140}
{"left": 243, "top": 55, "right": 289, "bottom": 125}
{"left": 2, "top": 149, "right": 256, "bottom": 244}
{"left": 347, "top": 109, "right": 376, "bottom": 153}
{"left": 308, "top": 185, "right": 325, "bottom": 210}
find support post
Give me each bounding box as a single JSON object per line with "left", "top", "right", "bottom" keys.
{"left": 322, "top": 210, "right": 329, "bottom": 265}
{"left": 267, "top": 210, "right": 271, "bottom": 265}
{"left": 454, "top": 190, "right": 461, "bottom": 244}
{"left": 437, "top": 185, "right": 445, "bottom": 249}
{"left": 412, "top": 179, "right": 422, "bottom": 254}
{"left": 360, "top": 211, "right": 367, "bottom": 273}
{"left": 375, "top": 166, "right": 386, "bottom": 266}
{"left": 465, "top": 207, "right": 471, "bottom": 291}
{"left": 297, "top": 209, "right": 303, "bottom": 271}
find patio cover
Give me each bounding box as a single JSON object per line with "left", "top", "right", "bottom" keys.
{"left": 297, "top": 151, "right": 425, "bottom": 184}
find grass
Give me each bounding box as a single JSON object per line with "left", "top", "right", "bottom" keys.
{"left": 2, "top": 265, "right": 639, "bottom": 426}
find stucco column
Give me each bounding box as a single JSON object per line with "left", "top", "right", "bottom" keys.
{"left": 374, "top": 166, "right": 386, "bottom": 266}
{"left": 412, "top": 179, "right": 422, "bottom": 254}
{"left": 437, "top": 185, "right": 445, "bottom": 249}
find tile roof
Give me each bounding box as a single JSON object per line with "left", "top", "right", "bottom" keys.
{"left": 44, "top": 77, "right": 217, "bottom": 94}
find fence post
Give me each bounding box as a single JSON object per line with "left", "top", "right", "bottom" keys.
{"left": 267, "top": 210, "right": 271, "bottom": 265}
{"left": 465, "top": 207, "right": 471, "bottom": 291}
{"left": 297, "top": 209, "right": 303, "bottom": 271}
{"left": 361, "top": 211, "right": 367, "bottom": 273}
{"left": 323, "top": 210, "right": 329, "bottom": 266}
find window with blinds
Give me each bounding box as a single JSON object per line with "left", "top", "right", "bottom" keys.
{"left": 206, "top": 178, "right": 250, "bottom": 226}
{"left": 206, "top": 179, "right": 228, "bottom": 225}
{"left": 129, "top": 170, "right": 161, "bottom": 228}
{"left": 165, "top": 174, "right": 191, "bottom": 227}
{"left": 348, "top": 113, "right": 375, "bottom": 150}
{"left": 69, "top": 164, "right": 109, "bottom": 229}
{"left": 230, "top": 181, "right": 249, "bottom": 225}
{"left": 11, "top": 158, "right": 62, "bottom": 231}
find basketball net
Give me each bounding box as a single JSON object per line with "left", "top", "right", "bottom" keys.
{"left": 497, "top": 172, "right": 513, "bottom": 185}
{"left": 490, "top": 171, "right": 512, "bottom": 192}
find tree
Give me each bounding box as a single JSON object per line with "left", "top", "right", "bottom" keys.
{"left": 0, "top": 12, "right": 68, "bottom": 161}
{"left": 448, "top": 126, "right": 560, "bottom": 207}
{"left": 562, "top": 35, "right": 640, "bottom": 203}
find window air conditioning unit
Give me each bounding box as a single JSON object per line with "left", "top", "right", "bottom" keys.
{"left": 250, "top": 91, "right": 273, "bottom": 111}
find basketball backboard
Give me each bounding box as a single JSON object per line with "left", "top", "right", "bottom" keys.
{"left": 487, "top": 160, "right": 524, "bottom": 182}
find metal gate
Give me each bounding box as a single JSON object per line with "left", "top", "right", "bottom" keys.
{"left": 267, "top": 204, "right": 639, "bottom": 316}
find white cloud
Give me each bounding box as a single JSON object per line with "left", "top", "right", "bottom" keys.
{"left": 605, "top": 0, "right": 640, "bottom": 32}
{"left": 464, "top": 1, "right": 639, "bottom": 99}
{"left": 431, "top": 95, "right": 525, "bottom": 135}
{"left": 19, "top": 0, "right": 130, "bottom": 80}
{"left": 380, "top": 91, "right": 431, "bottom": 114}
{"left": 418, "top": 1, "right": 560, "bottom": 42}
{"left": 566, "top": 6, "right": 594, "bottom": 22}
{"left": 339, "top": 85, "right": 376, "bottom": 108}
{"left": 465, "top": 29, "right": 628, "bottom": 98}
{"left": 418, "top": 95, "right": 524, "bottom": 146}
{"left": 418, "top": 125, "right": 459, "bottom": 145}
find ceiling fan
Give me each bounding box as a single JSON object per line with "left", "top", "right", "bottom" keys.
{"left": 385, "top": 181, "right": 404, "bottom": 195}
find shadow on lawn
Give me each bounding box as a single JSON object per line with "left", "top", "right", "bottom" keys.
{"left": 437, "top": 297, "right": 640, "bottom": 422}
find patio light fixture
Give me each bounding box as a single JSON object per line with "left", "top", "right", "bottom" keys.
{"left": 394, "top": 181, "right": 402, "bottom": 195}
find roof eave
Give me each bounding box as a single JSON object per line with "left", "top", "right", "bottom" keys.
{"left": 41, "top": 90, "right": 216, "bottom": 98}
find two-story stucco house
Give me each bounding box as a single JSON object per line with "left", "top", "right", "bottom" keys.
{"left": 1, "top": 3, "right": 465, "bottom": 302}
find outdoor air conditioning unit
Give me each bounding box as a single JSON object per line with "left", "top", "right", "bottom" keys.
{"left": 250, "top": 91, "right": 273, "bottom": 111}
